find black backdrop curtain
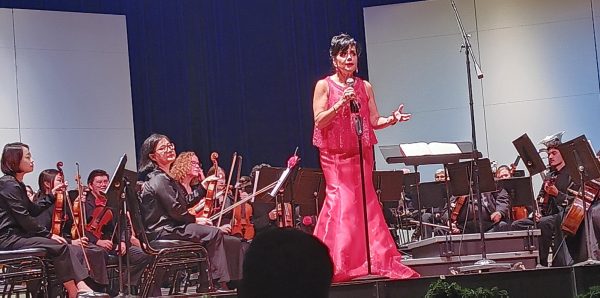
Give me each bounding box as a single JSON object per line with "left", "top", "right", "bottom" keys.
{"left": 0, "top": 0, "right": 414, "bottom": 173}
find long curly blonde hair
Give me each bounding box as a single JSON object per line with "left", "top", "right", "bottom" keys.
{"left": 170, "top": 152, "right": 197, "bottom": 184}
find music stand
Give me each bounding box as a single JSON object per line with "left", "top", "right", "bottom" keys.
{"left": 101, "top": 154, "right": 134, "bottom": 296}
{"left": 372, "top": 171, "right": 404, "bottom": 203}
{"left": 254, "top": 166, "right": 294, "bottom": 227}
{"left": 406, "top": 181, "right": 450, "bottom": 211}
{"left": 447, "top": 158, "right": 512, "bottom": 272}
{"left": 513, "top": 133, "right": 546, "bottom": 177}
{"left": 557, "top": 135, "right": 600, "bottom": 266}
{"left": 254, "top": 167, "right": 287, "bottom": 203}
{"left": 291, "top": 168, "right": 325, "bottom": 217}
{"left": 496, "top": 176, "right": 535, "bottom": 216}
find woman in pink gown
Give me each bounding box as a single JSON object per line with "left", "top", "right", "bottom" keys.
{"left": 312, "top": 33, "right": 419, "bottom": 282}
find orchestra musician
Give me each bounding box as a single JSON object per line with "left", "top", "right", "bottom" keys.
{"left": 0, "top": 142, "right": 94, "bottom": 298}
{"left": 171, "top": 152, "right": 249, "bottom": 287}
{"left": 138, "top": 134, "right": 231, "bottom": 290}
{"left": 82, "top": 169, "right": 157, "bottom": 295}
{"left": 32, "top": 169, "right": 109, "bottom": 291}
{"left": 511, "top": 132, "right": 593, "bottom": 266}
{"left": 312, "top": 33, "right": 418, "bottom": 281}
{"left": 443, "top": 188, "right": 511, "bottom": 235}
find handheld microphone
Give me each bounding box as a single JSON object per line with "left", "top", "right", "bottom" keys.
{"left": 345, "top": 77, "right": 360, "bottom": 113}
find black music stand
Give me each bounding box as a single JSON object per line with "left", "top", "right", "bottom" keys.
{"left": 447, "top": 158, "right": 512, "bottom": 272}
{"left": 496, "top": 176, "right": 535, "bottom": 214}
{"left": 291, "top": 168, "right": 325, "bottom": 217}
{"left": 102, "top": 154, "right": 134, "bottom": 296}
{"left": 558, "top": 135, "right": 600, "bottom": 266}
{"left": 254, "top": 167, "right": 288, "bottom": 203}
{"left": 254, "top": 166, "right": 294, "bottom": 227}
{"left": 372, "top": 171, "right": 404, "bottom": 203}
{"left": 372, "top": 171, "right": 406, "bottom": 243}
{"left": 407, "top": 181, "right": 450, "bottom": 211}
{"left": 513, "top": 133, "right": 546, "bottom": 177}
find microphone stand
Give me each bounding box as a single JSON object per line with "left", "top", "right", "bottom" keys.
{"left": 350, "top": 97, "right": 378, "bottom": 278}
{"left": 450, "top": 0, "right": 510, "bottom": 271}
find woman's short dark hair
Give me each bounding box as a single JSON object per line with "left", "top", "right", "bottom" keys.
{"left": 138, "top": 133, "right": 170, "bottom": 174}
{"left": 1, "top": 142, "right": 29, "bottom": 176}
{"left": 329, "top": 33, "right": 361, "bottom": 60}
{"left": 37, "top": 169, "right": 60, "bottom": 194}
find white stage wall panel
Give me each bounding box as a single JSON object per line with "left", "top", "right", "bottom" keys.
{"left": 0, "top": 9, "right": 136, "bottom": 188}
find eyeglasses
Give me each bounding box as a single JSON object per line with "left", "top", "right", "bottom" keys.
{"left": 191, "top": 161, "right": 201, "bottom": 168}
{"left": 155, "top": 142, "right": 175, "bottom": 153}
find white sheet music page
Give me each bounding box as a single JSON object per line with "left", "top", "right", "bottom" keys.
{"left": 428, "top": 142, "right": 461, "bottom": 155}
{"left": 399, "top": 143, "right": 431, "bottom": 156}
{"left": 400, "top": 142, "right": 461, "bottom": 156}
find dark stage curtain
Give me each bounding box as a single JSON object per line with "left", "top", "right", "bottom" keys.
{"left": 0, "top": 0, "right": 415, "bottom": 173}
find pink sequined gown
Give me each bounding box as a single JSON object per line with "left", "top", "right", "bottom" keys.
{"left": 313, "top": 76, "right": 419, "bottom": 282}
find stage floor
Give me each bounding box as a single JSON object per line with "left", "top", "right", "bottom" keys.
{"left": 167, "top": 263, "right": 600, "bottom": 298}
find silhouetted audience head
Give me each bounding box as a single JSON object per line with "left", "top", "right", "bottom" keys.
{"left": 240, "top": 228, "right": 333, "bottom": 298}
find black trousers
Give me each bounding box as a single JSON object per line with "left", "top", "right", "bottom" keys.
{"left": 511, "top": 211, "right": 572, "bottom": 266}
{"left": 158, "top": 224, "right": 230, "bottom": 283}
{"left": 71, "top": 243, "right": 109, "bottom": 285}
{"left": 1, "top": 235, "right": 88, "bottom": 283}
{"left": 223, "top": 235, "right": 249, "bottom": 281}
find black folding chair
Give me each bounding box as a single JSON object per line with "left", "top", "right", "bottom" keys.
{"left": 125, "top": 184, "right": 214, "bottom": 296}
{"left": 0, "top": 248, "right": 48, "bottom": 297}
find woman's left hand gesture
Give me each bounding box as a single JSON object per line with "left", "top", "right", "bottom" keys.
{"left": 392, "top": 104, "right": 411, "bottom": 123}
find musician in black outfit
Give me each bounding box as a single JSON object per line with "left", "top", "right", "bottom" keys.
{"left": 32, "top": 168, "right": 109, "bottom": 290}
{"left": 445, "top": 188, "right": 511, "bottom": 234}
{"left": 138, "top": 134, "right": 230, "bottom": 290}
{"left": 511, "top": 132, "right": 585, "bottom": 266}
{"left": 82, "top": 169, "right": 156, "bottom": 295}
{"left": 0, "top": 142, "right": 94, "bottom": 298}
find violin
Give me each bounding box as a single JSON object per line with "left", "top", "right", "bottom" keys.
{"left": 51, "top": 162, "right": 66, "bottom": 235}
{"left": 56, "top": 162, "right": 91, "bottom": 271}
{"left": 85, "top": 204, "right": 114, "bottom": 240}
{"left": 70, "top": 163, "right": 86, "bottom": 240}
{"left": 275, "top": 202, "right": 293, "bottom": 228}
{"left": 230, "top": 158, "right": 255, "bottom": 240}
{"left": 450, "top": 195, "right": 467, "bottom": 225}
{"left": 195, "top": 152, "right": 219, "bottom": 219}
{"left": 537, "top": 170, "right": 557, "bottom": 216}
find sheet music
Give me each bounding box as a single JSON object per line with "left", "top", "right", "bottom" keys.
{"left": 400, "top": 142, "right": 461, "bottom": 156}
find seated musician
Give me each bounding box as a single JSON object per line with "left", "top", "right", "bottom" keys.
{"left": 172, "top": 152, "right": 249, "bottom": 288}
{"left": 511, "top": 132, "right": 589, "bottom": 266}
{"left": 444, "top": 187, "right": 511, "bottom": 235}
{"left": 137, "top": 134, "right": 230, "bottom": 290}
{"left": 0, "top": 142, "right": 94, "bottom": 298}
{"left": 32, "top": 169, "right": 109, "bottom": 291}
{"left": 82, "top": 169, "right": 157, "bottom": 295}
